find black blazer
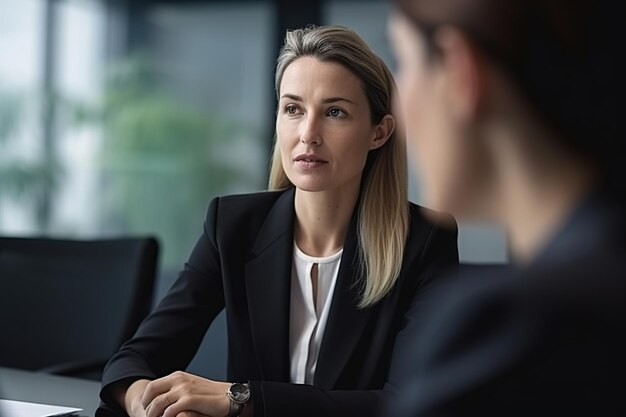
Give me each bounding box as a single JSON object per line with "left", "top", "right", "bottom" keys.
{"left": 390, "top": 184, "right": 626, "bottom": 416}
{"left": 98, "top": 187, "right": 458, "bottom": 417}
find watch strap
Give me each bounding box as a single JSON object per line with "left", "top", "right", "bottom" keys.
{"left": 228, "top": 400, "right": 243, "bottom": 417}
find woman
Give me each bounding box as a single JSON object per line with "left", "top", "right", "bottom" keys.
{"left": 388, "top": 0, "right": 625, "bottom": 415}
{"left": 98, "top": 25, "right": 458, "bottom": 417}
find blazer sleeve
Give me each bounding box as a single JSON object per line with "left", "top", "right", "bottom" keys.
{"left": 99, "top": 197, "right": 226, "bottom": 410}
{"left": 247, "top": 221, "right": 459, "bottom": 417}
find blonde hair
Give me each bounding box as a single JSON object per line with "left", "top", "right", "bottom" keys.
{"left": 269, "top": 25, "right": 409, "bottom": 308}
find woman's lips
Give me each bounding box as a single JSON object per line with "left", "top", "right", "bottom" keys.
{"left": 295, "top": 160, "right": 327, "bottom": 169}
{"left": 294, "top": 154, "right": 328, "bottom": 169}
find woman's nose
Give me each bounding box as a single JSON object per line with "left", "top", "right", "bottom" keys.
{"left": 300, "top": 115, "right": 322, "bottom": 145}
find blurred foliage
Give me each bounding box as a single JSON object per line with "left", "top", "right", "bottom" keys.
{"left": 76, "top": 54, "right": 252, "bottom": 268}
{"left": 0, "top": 87, "right": 58, "bottom": 213}
{"left": 0, "top": 91, "right": 20, "bottom": 141}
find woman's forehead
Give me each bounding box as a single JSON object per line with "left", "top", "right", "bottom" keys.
{"left": 279, "top": 57, "right": 366, "bottom": 103}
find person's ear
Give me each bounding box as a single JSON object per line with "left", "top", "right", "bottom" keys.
{"left": 370, "top": 114, "right": 395, "bottom": 150}
{"left": 433, "top": 26, "right": 486, "bottom": 122}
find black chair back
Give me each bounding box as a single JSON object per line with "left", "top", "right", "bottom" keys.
{"left": 0, "top": 236, "right": 158, "bottom": 380}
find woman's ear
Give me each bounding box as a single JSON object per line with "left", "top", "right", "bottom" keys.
{"left": 370, "top": 114, "right": 396, "bottom": 150}
{"left": 434, "top": 25, "right": 486, "bottom": 123}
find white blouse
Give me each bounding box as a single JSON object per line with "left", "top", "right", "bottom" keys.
{"left": 289, "top": 242, "right": 343, "bottom": 384}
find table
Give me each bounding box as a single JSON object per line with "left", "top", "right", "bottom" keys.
{"left": 0, "top": 367, "right": 101, "bottom": 416}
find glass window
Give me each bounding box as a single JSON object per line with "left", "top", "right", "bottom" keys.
{"left": 53, "top": 0, "right": 106, "bottom": 235}
{"left": 0, "top": 0, "right": 105, "bottom": 236}
{"left": 0, "top": 0, "right": 46, "bottom": 233}
{"left": 94, "top": 3, "right": 273, "bottom": 274}
{"left": 1, "top": 0, "right": 273, "bottom": 380}
{"left": 134, "top": 2, "right": 274, "bottom": 379}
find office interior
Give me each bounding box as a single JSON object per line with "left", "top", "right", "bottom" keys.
{"left": 0, "top": 0, "right": 507, "bottom": 386}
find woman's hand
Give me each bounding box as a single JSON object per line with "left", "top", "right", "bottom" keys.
{"left": 139, "top": 371, "right": 231, "bottom": 417}
{"left": 124, "top": 379, "right": 150, "bottom": 417}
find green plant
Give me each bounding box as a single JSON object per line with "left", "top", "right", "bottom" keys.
{"left": 0, "top": 87, "right": 58, "bottom": 225}
{"left": 79, "top": 55, "right": 255, "bottom": 267}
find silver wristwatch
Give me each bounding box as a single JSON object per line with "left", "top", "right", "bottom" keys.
{"left": 226, "top": 382, "right": 250, "bottom": 417}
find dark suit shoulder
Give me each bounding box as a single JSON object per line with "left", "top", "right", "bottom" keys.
{"left": 407, "top": 201, "right": 458, "bottom": 234}
{"left": 403, "top": 202, "right": 459, "bottom": 269}
{"left": 205, "top": 188, "right": 294, "bottom": 257}
{"left": 213, "top": 189, "right": 285, "bottom": 214}
{"left": 207, "top": 189, "right": 286, "bottom": 228}
{"left": 388, "top": 202, "right": 459, "bottom": 303}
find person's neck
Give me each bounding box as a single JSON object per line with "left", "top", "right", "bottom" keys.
{"left": 480, "top": 81, "right": 600, "bottom": 265}
{"left": 496, "top": 142, "right": 598, "bottom": 265}
{"left": 294, "top": 179, "right": 361, "bottom": 257}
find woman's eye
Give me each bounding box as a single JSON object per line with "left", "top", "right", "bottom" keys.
{"left": 328, "top": 108, "right": 346, "bottom": 118}
{"left": 285, "top": 105, "right": 299, "bottom": 115}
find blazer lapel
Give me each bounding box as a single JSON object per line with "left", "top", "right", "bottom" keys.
{"left": 314, "top": 212, "right": 374, "bottom": 389}
{"left": 244, "top": 188, "right": 295, "bottom": 382}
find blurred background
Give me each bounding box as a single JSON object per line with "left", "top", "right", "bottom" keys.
{"left": 0, "top": 0, "right": 507, "bottom": 380}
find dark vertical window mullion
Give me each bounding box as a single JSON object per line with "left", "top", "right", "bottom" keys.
{"left": 126, "top": 0, "right": 151, "bottom": 53}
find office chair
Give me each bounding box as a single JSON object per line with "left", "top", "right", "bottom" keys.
{"left": 0, "top": 236, "right": 158, "bottom": 380}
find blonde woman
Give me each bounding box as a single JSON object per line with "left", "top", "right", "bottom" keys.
{"left": 98, "top": 25, "right": 458, "bottom": 417}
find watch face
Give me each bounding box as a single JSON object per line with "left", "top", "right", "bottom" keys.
{"left": 229, "top": 383, "right": 250, "bottom": 403}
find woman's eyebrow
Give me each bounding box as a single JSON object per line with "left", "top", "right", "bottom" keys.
{"left": 321, "top": 97, "right": 354, "bottom": 104}
{"left": 280, "top": 93, "right": 302, "bottom": 101}
{"left": 280, "top": 93, "right": 354, "bottom": 104}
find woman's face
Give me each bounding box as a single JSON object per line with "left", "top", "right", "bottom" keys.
{"left": 276, "top": 56, "right": 390, "bottom": 194}
{"left": 389, "top": 12, "right": 480, "bottom": 215}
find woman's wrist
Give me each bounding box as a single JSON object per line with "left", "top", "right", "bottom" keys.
{"left": 113, "top": 378, "right": 149, "bottom": 416}
{"left": 110, "top": 380, "right": 132, "bottom": 411}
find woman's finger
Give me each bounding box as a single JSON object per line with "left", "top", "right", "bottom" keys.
{"left": 140, "top": 371, "right": 184, "bottom": 408}
{"left": 145, "top": 392, "right": 175, "bottom": 417}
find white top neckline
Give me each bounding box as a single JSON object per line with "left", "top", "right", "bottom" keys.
{"left": 293, "top": 243, "right": 343, "bottom": 264}
{"left": 289, "top": 241, "right": 343, "bottom": 384}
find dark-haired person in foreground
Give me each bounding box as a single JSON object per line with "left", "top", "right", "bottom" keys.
{"left": 387, "top": 0, "right": 625, "bottom": 415}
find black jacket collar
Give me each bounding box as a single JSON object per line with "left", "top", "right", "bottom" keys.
{"left": 244, "top": 187, "right": 374, "bottom": 388}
